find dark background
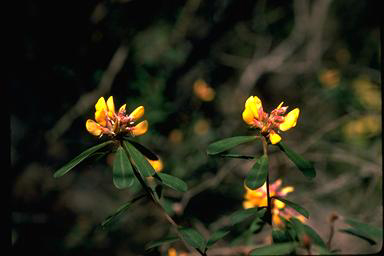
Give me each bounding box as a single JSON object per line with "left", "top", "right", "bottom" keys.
{"left": 12, "top": 0, "right": 381, "bottom": 255}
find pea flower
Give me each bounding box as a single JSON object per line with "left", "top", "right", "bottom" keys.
{"left": 86, "top": 96, "right": 148, "bottom": 138}
{"left": 243, "top": 179, "right": 306, "bottom": 226}
{"left": 242, "top": 96, "right": 300, "bottom": 144}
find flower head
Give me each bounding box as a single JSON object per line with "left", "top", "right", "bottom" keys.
{"left": 242, "top": 96, "right": 300, "bottom": 144}
{"left": 243, "top": 179, "right": 306, "bottom": 227}
{"left": 86, "top": 96, "right": 148, "bottom": 138}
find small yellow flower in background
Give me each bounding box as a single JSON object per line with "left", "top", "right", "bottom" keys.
{"left": 319, "top": 69, "right": 341, "bottom": 88}
{"left": 243, "top": 179, "right": 306, "bottom": 227}
{"left": 343, "top": 114, "right": 381, "bottom": 139}
{"left": 242, "top": 96, "right": 300, "bottom": 144}
{"left": 86, "top": 96, "right": 148, "bottom": 138}
{"left": 193, "top": 79, "right": 215, "bottom": 101}
{"left": 167, "top": 247, "right": 188, "bottom": 256}
{"left": 353, "top": 77, "right": 381, "bottom": 111}
{"left": 148, "top": 158, "right": 164, "bottom": 172}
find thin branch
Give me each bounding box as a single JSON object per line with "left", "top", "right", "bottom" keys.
{"left": 45, "top": 44, "right": 129, "bottom": 143}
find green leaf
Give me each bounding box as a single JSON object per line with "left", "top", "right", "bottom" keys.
{"left": 230, "top": 208, "right": 266, "bottom": 225}
{"left": 249, "top": 218, "right": 264, "bottom": 233}
{"left": 345, "top": 218, "right": 383, "bottom": 240}
{"left": 101, "top": 194, "right": 146, "bottom": 228}
{"left": 207, "top": 136, "right": 258, "bottom": 155}
{"left": 217, "top": 153, "right": 255, "bottom": 159}
{"left": 145, "top": 236, "right": 179, "bottom": 250}
{"left": 339, "top": 218, "right": 383, "bottom": 245}
{"left": 156, "top": 173, "right": 188, "bottom": 192}
{"left": 54, "top": 141, "right": 114, "bottom": 178}
{"left": 122, "top": 140, "right": 155, "bottom": 177}
{"left": 245, "top": 155, "right": 269, "bottom": 189}
{"left": 250, "top": 242, "right": 297, "bottom": 255}
{"left": 206, "top": 228, "right": 230, "bottom": 248}
{"left": 123, "top": 138, "right": 159, "bottom": 160}
{"left": 290, "top": 218, "right": 327, "bottom": 248}
{"left": 272, "top": 228, "right": 293, "bottom": 243}
{"left": 113, "top": 146, "right": 135, "bottom": 189}
{"left": 179, "top": 227, "right": 206, "bottom": 251}
{"left": 272, "top": 196, "right": 309, "bottom": 219}
{"left": 277, "top": 142, "right": 316, "bottom": 178}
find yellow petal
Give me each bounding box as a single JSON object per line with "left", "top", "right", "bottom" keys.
{"left": 106, "top": 96, "right": 115, "bottom": 118}
{"left": 277, "top": 101, "right": 284, "bottom": 109}
{"left": 148, "top": 158, "right": 163, "bottom": 172}
{"left": 131, "top": 120, "right": 148, "bottom": 136}
{"left": 245, "top": 96, "right": 263, "bottom": 119}
{"left": 279, "top": 108, "right": 300, "bottom": 131}
{"left": 129, "top": 106, "right": 145, "bottom": 121}
{"left": 269, "top": 131, "right": 282, "bottom": 144}
{"left": 118, "top": 104, "right": 126, "bottom": 113}
{"left": 86, "top": 119, "right": 102, "bottom": 136}
{"left": 242, "top": 108, "right": 255, "bottom": 125}
{"left": 280, "top": 186, "right": 294, "bottom": 196}
{"left": 274, "top": 199, "right": 286, "bottom": 209}
{"left": 243, "top": 200, "right": 254, "bottom": 209}
{"left": 95, "top": 97, "right": 107, "bottom": 111}
{"left": 95, "top": 110, "right": 107, "bottom": 126}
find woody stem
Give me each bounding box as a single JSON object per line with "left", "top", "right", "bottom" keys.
{"left": 261, "top": 136, "right": 272, "bottom": 225}
{"left": 121, "top": 142, "right": 206, "bottom": 256}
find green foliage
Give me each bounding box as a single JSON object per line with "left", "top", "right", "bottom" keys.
{"left": 53, "top": 141, "right": 114, "bottom": 178}
{"left": 290, "top": 218, "right": 327, "bottom": 249}
{"left": 245, "top": 155, "right": 269, "bottom": 189}
{"left": 155, "top": 173, "right": 188, "bottom": 192}
{"left": 123, "top": 138, "right": 159, "bottom": 160}
{"left": 230, "top": 208, "right": 266, "bottom": 225}
{"left": 206, "top": 228, "right": 230, "bottom": 248}
{"left": 113, "top": 146, "right": 135, "bottom": 189}
{"left": 207, "top": 136, "right": 258, "bottom": 155}
{"left": 122, "top": 140, "right": 156, "bottom": 177}
{"left": 216, "top": 153, "right": 254, "bottom": 159}
{"left": 100, "top": 194, "right": 146, "bottom": 228}
{"left": 178, "top": 227, "right": 206, "bottom": 252}
{"left": 277, "top": 142, "right": 316, "bottom": 178}
{"left": 339, "top": 218, "right": 383, "bottom": 245}
{"left": 145, "top": 236, "right": 179, "bottom": 250}
{"left": 272, "top": 197, "right": 309, "bottom": 219}
{"left": 249, "top": 242, "right": 297, "bottom": 255}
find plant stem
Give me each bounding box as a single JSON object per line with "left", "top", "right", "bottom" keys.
{"left": 121, "top": 142, "right": 207, "bottom": 256}
{"left": 261, "top": 136, "right": 272, "bottom": 225}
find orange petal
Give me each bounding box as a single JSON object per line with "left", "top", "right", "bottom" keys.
{"left": 129, "top": 106, "right": 145, "bottom": 121}
{"left": 86, "top": 119, "right": 102, "bottom": 136}
{"left": 279, "top": 108, "right": 300, "bottom": 131}
{"left": 131, "top": 120, "right": 148, "bottom": 136}
{"left": 95, "top": 110, "right": 107, "bottom": 127}
{"left": 242, "top": 108, "right": 255, "bottom": 125}
{"left": 280, "top": 186, "right": 294, "bottom": 196}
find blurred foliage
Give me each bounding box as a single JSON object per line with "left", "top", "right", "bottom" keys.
{"left": 13, "top": 0, "right": 380, "bottom": 255}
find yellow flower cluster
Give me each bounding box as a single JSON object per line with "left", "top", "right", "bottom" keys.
{"left": 242, "top": 96, "right": 300, "bottom": 144}
{"left": 86, "top": 96, "right": 148, "bottom": 138}
{"left": 243, "top": 179, "right": 306, "bottom": 226}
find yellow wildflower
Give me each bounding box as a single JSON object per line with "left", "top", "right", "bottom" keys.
{"left": 243, "top": 179, "right": 305, "bottom": 227}
{"left": 148, "top": 158, "right": 164, "bottom": 172}
{"left": 242, "top": 96, "right": 300, "bottom": 144}
{"left": 86, "top": 96, "right": 148, "bottom": 138}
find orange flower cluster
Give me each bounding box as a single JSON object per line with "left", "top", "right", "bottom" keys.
{"left": 86, "top": 96, "right": 148, "bottom": 138}
{"left": 242, "top": 96, "right": 300, "bottom": 144}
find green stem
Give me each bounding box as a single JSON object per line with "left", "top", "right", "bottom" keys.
{"left": 261, "top": 136, "right": 272, "bottom": 225}
{"left": 121, "top": 141, "right": 207, "bottom": 256}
